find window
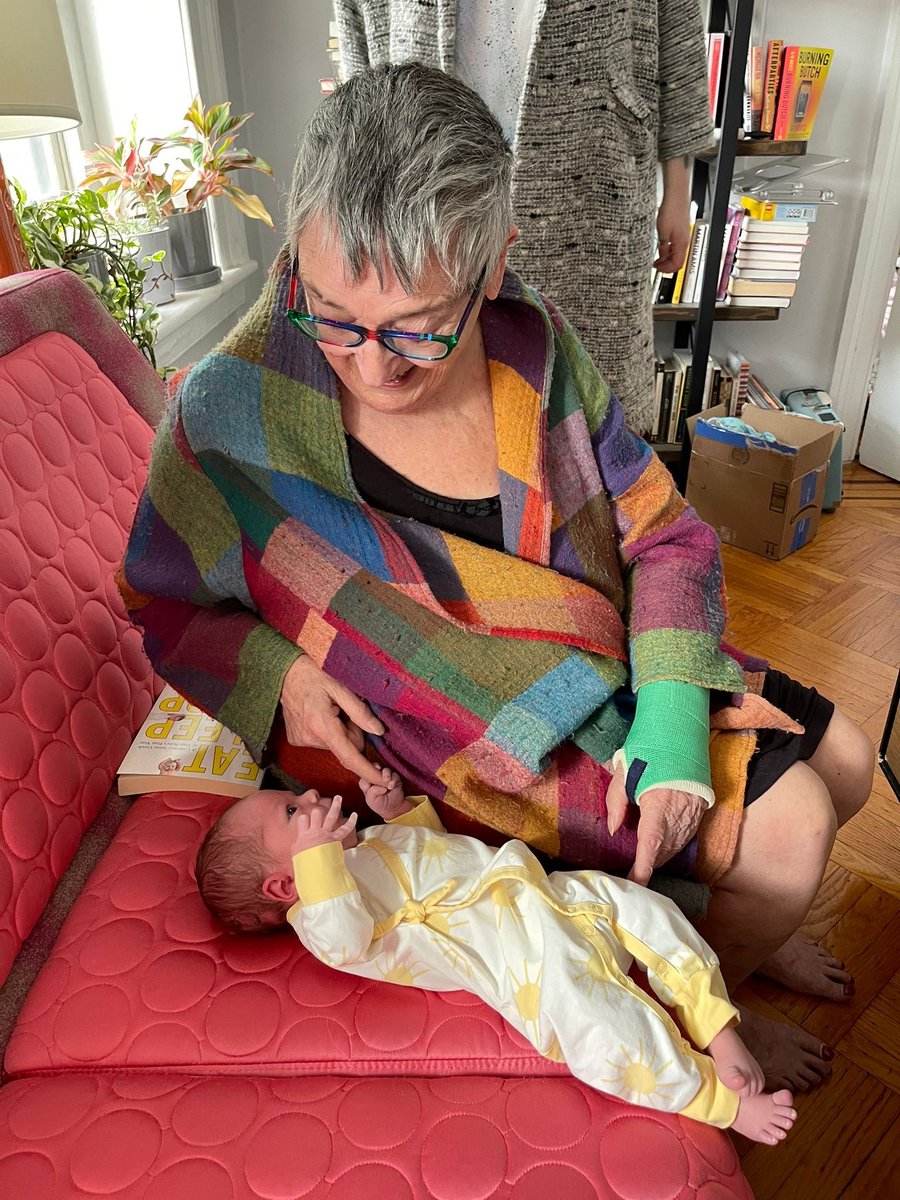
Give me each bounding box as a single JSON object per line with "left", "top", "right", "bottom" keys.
{"left": 7, "top": 1, "right": 249, "bottom": 266}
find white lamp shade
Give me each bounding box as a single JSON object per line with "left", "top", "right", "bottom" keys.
{"left": 0, "top": 0, "right": 81, "bottom": 139}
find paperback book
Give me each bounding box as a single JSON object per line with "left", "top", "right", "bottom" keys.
{"left": 117, "top": 686, "right": 263, "bottom": 798}
{"left": 774, "top": 46, "right": 834, "bottom": 141}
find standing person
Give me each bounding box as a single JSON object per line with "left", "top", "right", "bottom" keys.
{"left": 332, "top": 0, "right": 707, "bottom": 434}
{"left": 120, "top": 64, "right": 874, "bottom": 1092}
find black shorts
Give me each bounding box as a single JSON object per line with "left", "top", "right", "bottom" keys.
{"left": 743, "top": 669, "right": 835, "bottom": 804}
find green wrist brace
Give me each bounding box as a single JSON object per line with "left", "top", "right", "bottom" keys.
{"left": 611, "top": 680, "right": 714, "bottom": 806}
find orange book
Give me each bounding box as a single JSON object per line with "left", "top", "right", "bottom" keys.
{"left": 761, "top": 39, "right": 784, "bottom": 133}
{"left": 774, "top": 47, "right": 834, "bottom": 141}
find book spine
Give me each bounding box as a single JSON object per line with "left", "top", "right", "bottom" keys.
{"left": 773, "top": 46, "right": 800, "bottom": 140}
{"left": 749, "top": 45, "right": 765, "bottom": 133}
{"left": 717, "top": 209, "right": 746, "bottom": 301}
{"left": 672, "top": 367, "right": 691, "bottom": 444}
{"left": 761, "top": 40, "right": 784, "bottom": 133}
{"left": 682, "top": 221, "right": 708, "bottom": 304}
{"left": 656, "top": 368, "right": 675, "bottom": 442}
{"left": 672, "top": 222, "right": 695, "bottom": 303}
{"left": 708, "top": 33, "right": 725, "bottom": 119}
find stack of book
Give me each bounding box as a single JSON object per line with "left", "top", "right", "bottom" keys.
{"left": 650, "top": 354, "right": 739, "bottom": 444}
{"left": 742, "top": 41, "right": 834, "bottom": 142}
{"left": 725, "top": 216, "right": 809, "bottom": 310}
{"left": 652, "top": 193, "right": 814, "bottom": 312}
{"left": 649, "top": 350, "right": 786, "bottom": 445}
{"left": 321, "top": 20, "right": 341, "bottom": 93}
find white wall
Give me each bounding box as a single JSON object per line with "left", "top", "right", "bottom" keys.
{"left": 710, "top": 0, "right": 898, "bottom": 408}
{"left": 216, "top": 0, "right": 334, "bottom": 298}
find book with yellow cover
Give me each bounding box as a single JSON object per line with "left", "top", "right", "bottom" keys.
{"left": 117, "top": 686, "right": 263, "bottom": 798}
{"left": 773, "top": 47, "right": 834, "bottom": 141}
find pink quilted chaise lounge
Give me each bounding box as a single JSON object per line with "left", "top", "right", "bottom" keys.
{"left": 0, "top": 268, "right": 754, "bottom": 1199}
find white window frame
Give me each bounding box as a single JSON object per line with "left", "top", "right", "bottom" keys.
{"left": 55, "top": 0, "right": 250, "bottom": 271}
{"left": 46, "top": 0, "right": 257, "bottom": 365}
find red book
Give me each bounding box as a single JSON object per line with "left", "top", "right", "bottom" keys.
{"left": 773, "top": 46, "right": 800, "bottom": 140}
{"left": 761, "top": 39, "right": 784, "bottom": 133}
{"left": 707, "top": 33, "right": 725, "bottom": 119}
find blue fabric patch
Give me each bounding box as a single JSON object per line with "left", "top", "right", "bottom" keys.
{"left": 485, "top": 656, "right": 616, "bottom": 770}
{"left": 271, "top": 473, "right": 390, "bottom": 577}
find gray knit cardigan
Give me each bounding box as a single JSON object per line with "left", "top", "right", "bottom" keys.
{"left": 332, "top": 0, "right": 714, "bottom": 433}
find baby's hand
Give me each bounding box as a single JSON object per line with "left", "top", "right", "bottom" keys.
{"left": 359, "top": 766, "right": 412, "bottom": 821}
{"left": 291, "top": 796, "right": 357, "bottom": 854}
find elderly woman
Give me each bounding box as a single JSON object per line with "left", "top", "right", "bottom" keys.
{"left": 120, "top": 64, "right": 873, "bottom": 1090}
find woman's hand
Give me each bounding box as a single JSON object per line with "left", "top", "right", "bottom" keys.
{"left": 607, "top": 766, "right": 707, "bottom": 887}
{"left": 281, "top": 655, "right": 385, "bottom": 785}
{"left": 654, "top": 156, "right": 692, "bottom": 274}
{"left": 291, "top": 796, "right": 358, "bottom": 854}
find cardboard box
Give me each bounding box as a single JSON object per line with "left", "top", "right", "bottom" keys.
{"left": 686, "top": 405, "right": 841, "bottom": 559}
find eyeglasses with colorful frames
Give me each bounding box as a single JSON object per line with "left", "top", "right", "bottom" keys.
{"left": 285, "top": 262, "right": 486, "bottom": 362}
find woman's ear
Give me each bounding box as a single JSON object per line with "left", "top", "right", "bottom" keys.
{"left": 262, "top": 872, "right": 298, "bottom": 903}
{"left": 485, "top": 225, "right": 520, "bottom": 300}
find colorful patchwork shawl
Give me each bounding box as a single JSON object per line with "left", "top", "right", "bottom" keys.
{"left": 121, "top": 257, "right": 777, "bottom": 881}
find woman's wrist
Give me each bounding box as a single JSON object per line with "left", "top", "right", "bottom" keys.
{"left": 615, "top": 680, "right": 713, "bottom": 805}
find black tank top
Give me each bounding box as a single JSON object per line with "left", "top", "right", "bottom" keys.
{"left": 346, "top": 433, "right": 504, "bottom": 551}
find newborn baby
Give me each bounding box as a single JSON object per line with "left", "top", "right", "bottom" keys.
{"left": 196, "top": 769, "right": 796, "bottom": 1144}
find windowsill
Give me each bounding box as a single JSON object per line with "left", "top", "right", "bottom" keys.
{"left": 155, "top": 260, "right": 259, "bottom": 367}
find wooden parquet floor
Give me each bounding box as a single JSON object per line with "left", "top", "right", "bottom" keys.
{"left": 723, "top": 464, "right": 900, "bottom": 1199}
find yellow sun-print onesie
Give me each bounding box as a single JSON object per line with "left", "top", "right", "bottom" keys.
{"left": 286, "top": 798, "right": 741, "bottom": 1128}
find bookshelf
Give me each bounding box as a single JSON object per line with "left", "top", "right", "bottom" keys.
{"left": 653, "top": 0, "right": 756, "bottom": 472}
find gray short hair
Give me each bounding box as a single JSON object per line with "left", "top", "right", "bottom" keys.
{"left": 286, "top": 61, "right": 514, "bottom": 293}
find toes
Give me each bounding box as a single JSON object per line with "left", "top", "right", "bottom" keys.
{"left": 771, "top": 1113, "right": 796, "bottom": 1131}
{"left": 772, "top": 1089, "right": 794, "bottom": 1106}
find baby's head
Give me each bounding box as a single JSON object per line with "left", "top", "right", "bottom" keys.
{"left": 195, "top": 787, "right": 354, "bottom": 933}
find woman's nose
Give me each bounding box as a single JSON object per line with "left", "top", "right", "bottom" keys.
{"left": 354, "top": 339, "right": 403, "bottom": 386}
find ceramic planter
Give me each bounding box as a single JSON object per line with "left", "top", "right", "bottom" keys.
{"left": 166, "top": 208, "right": 222, "bottom": 291}
{"left": 132, "top": 226, "right": 175, "bottom": 305}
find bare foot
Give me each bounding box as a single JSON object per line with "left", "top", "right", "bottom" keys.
{"left": 708, "top": 1024, "right": 765, "bottom": 1097}
{"left": 737, "top": 1005, "right": 833, "bottom": 1092}
{"left": 732, "top": 1089, "right": 796, "bottom": 1145}
{"left": 756, "top": 935, "right": 853, "bottom": 1000}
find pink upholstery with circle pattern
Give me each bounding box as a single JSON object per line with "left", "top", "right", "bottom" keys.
{"left": 0, "top": 1074, "right": 753, "bottom": 1200}
{"left": 0, "top": 270, "right": 752, "bottom": 1199}
{"left": 0, "top": 328, "right": 158, "bottom": 985}
{"left": 6, "top": 790, "right": 566, "bottom": 1077}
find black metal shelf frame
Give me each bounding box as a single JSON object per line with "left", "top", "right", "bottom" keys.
{"left": 672, "top": 0, "right": 755, "bottom": 478}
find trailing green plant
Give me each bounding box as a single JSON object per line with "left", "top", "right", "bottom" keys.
{"left": 162, "top": 96, "right": 275, "bottom": 227}
{"left": 11, "top": 181, "right": 159, "bottom": 368}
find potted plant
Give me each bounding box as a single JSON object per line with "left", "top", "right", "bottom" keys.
{"left": 159, "top": 96, "right": 275, "bottom": 291}
{"left": 11, "top": 180, "right": 160, "bottom": 368}
{"left": 81, "top": 122, "right": 175, "bottom": 305}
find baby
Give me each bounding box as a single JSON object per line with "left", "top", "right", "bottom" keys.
{"left": 196, "top": 770, "right": 796, "bottom": 1144}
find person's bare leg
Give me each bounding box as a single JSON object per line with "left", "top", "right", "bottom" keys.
{"left": 756, "top": 707, "right": 875, "bottom": 999}
{"left": 697, "top": 761, "right": 837, "bottom": 1090}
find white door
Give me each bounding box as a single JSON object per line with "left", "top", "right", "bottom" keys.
{"left": 860, "top": 265, "right": 900, "bottom": 481}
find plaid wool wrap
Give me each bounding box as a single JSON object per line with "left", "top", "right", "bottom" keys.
{"left": 121, "top": 260, "right": 782, "bottom": 879}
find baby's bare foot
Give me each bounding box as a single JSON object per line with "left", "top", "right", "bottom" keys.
{"left": 708, "top": 1024, "right": 764, "bottom": 1097}
{"left": 732, "top": 1089, "right": 796, "bottom": 1145}
{"left": 757, "top": 935, "right": 853, "bottom": 1000}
